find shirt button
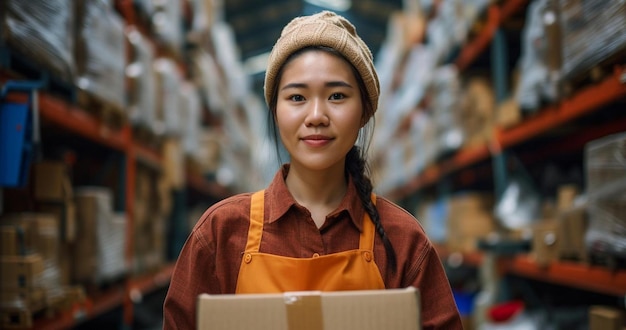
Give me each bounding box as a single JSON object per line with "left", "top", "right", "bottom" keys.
{"left": 244, "top": 253, "right": 252, "bottom": 263}
{"left": 312, "top": 253, "right": 320, "bottom": 258}
{"left": 363, "top": 252, "right": 372, "bottom": 262}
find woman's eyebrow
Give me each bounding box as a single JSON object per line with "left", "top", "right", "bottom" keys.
{"left": 280, "top": 81, "right": 353, "bottom": 91}
{"left": 326, "top": 81, "right": 353, "bottom": 88}
{"left": 280, "top": 82, "right": 307, "bottom": 91}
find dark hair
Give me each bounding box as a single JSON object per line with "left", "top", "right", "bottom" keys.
{"left": 267, "top": 46, "right": 397, "bottom": 273}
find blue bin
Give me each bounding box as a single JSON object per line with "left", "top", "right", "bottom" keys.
{"left": 0, "top": 101, "right": 32, "bottom": 187}
{"left": 453, "top": 290, "right": 476, "bottom": 317}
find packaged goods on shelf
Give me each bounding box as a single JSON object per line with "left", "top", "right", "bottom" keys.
{"left": 162, "top": 138, "right": 185, "bottom": 191}
{"left": 1, "top": 0, "right": 75, "bottom": 82}
{"left": 584, "top": 132, "right": 626, "bottom": 259}
{"left": 188, "top": 0, "right": 220, "bottom": 37}
{"left": 0, "top": 213, "right": 64, "bottom": 310}
{"left": 154, "top": 58, "right": 183, "bottom": 136}
{"left": 189, "top": 128, "right": 222, "bottom": 179}
{"left": 151, "top": 0, "right": 183, "bottom": 55}
{"left": 191, "top": 49, "right": 229, "bottom": 115}
{"left": 134, "top": 167, "right": 167, "bottom": 274}
{"left": 179, "top": 82, "right": 202, "bottom": 156}
{"left": 75, "top": 0, "right": 126, "bottom": 112}
{"left": 125, "top": 27, "right": 157, "bottom": 130}
{"left": 74, "top": 187, "right": 127, "bottom": 285}
{"left": 495, "top": 175, "right": 542, "bottom": 230}
{"left": 515, "top": 0, "right": 559, "bottom": 111}
{"left": 430, "top": 65, "right": 463, "bottom": 154}
{"left": 559, "top": 0, "right": 626, "bottom": 82}
{"left": 211, "top": 21, "right": 250, "bottom": 103}
{"left": 447, "top": 192, "right": 497, "bottom": 253}
{"left": 459, "top": 77, "right": 495, "bottom": 148}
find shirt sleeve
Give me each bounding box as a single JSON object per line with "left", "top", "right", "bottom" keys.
{"left": 410, "top": 241, "right": 463, "bottom": 330}
{"left": 163, "top": 227, "right": 216, "bottom": 330}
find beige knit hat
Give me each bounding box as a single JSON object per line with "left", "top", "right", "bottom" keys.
{"left": 264, "top": 11, "right": 380, "bottom": 114}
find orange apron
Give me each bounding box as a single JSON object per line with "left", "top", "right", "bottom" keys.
{"left": 235, "top": 190, "right": 385, "bottom": 293}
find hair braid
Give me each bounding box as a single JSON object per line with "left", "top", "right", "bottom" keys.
{"left": 346, "top": 146, "right": 397, "bottom": 273}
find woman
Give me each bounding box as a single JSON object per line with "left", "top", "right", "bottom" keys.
{"left": 163, "top": 11, "right": 462, "bottom": 329}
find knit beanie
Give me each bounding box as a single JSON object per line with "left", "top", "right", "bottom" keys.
{"left": 264, "top": 11, "right": 380, "bottom": 114}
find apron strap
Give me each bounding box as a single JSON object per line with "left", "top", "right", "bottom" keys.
{"left": 245, "top": 190, "right": 265, "bottom": 253}
{"left": 359, "top": 193, "right": 377, "bottom": 251}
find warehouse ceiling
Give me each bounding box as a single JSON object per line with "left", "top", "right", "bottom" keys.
{"left": 223, "top": 0, "right": 405, "bottom": 74}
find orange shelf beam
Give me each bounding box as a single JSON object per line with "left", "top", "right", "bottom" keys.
{"left": 32, "top": 287, "right": 125, "bottom": 330}
{"left": 434, "top": 244, "right": 484, "bottom": 268}
{"left": 390, "top": 67, "right": 626, "bottom": 199}
{"left": 506, "top": 255, "right": 626, "bottom": 297}
{"left": 129, "top": 263, "right": 175, "bottom": 296}
{"left": 496, "top": 66, "right": 626, "bottom": 148}
{"left": 455, "top": 0, "right": 529, "bottom": 71}
{"left": 39, "top": 94, "right": 130, "bottom": 152}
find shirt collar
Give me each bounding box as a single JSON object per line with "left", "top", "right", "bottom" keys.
{"left": 265, "top": 164, "right": 366, "bottom": 232}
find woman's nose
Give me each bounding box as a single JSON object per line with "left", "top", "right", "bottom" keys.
{"left": 305, "top": 99, "right": 330, "bottom": 127}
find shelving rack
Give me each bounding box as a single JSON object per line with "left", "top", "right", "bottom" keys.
{"left": 397, "top": 0, "right": 626, "bottom": 303}
{"left": 1, "top": 1, "right": 231, "bottom": 328}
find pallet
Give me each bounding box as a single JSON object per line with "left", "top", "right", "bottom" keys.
{"left": 561, "top": 48, "right": 626, "bottom": 98}
{"left": 0, "top": 44, "right": 76, "bottom": 102}
{"left": 77, "top": 90, "right": 128, "bottom": 131}
{"left": 133, "top": 124, "right": 163, "bottom": 150}
{"left": 0, "top": 286, "right": 87, "bottom": 329}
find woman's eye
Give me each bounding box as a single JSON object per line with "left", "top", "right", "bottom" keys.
{"left": 329, "top": 93, "right": 344, "bottom": 100}
{"left": 290, "top": 95, "right": 305, "bottom": 102}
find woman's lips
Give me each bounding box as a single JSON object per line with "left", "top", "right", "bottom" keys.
{"left": 302, "top": 135, "right": 332, "bottom": 147}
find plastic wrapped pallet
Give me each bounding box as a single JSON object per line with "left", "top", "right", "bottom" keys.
{"left": 1, "top": 0, "right": 75, "bottom": 82}
{"left": 125, "top": 27, "right": 157, "bottom": 130}
{"left": 133, "top": 0, "right": 185, "bottom": 53}
{"left": 75, "top": 0, "right": 126, "bottom": 111}
{"left": 584, "top": 132, "right": 626, "bottom": 259}
{"left": 74, "top": 187, "right": 127, "bottom": 284}
{"left": 559, "top": 0, "right": 626, "bottom": 82}
{"left": 515, "top": 0, "right": 559, "bottom": 112}
{"left": 179, "top": 82, "right": 202, "bottom": 156}
{"left": 154, "top": 58, "right": 183, "bottom": 136}
{"left": 430, "top": 65, "right": 463, "bottom": 155}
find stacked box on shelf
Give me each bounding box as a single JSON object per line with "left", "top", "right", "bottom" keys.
{"left": 134, "top": 0, "right": 183, "bottom": 56}
{"left": 447, "top": 192, "right": 497, "bottom": 253}
{"left": 0, "top": 0, "right": 75, "bottom": 83}
{"left": 125, "top": 26, "right": 157, "bottom": 132}
{"left": 74, "top": 0, "right": 127, "bottom": 116}
{"left": 459, "top": 77, "right": 495, "bottom": 148}
{"left": 31, "top": 161, "right": 77, "bottom": 283}
{"left": 515, "top": 0, "right": 559, "bottom": 112}
{"left": 134, "top": 167, "right": 167, "bottom": 274}
{"left": 559, "top": 0, "right": 626, "bottom": 82}
{"left": 154, "top": 58, "right": 183, "bottom": 136}
{"left": 584, "top": 132, "right": 626, "bottom": 260}
{"left": 74, "top": 187, "right": 127, "bottom": 285}
{"left": 430, "top": 65, "right": 463, "bottom": 156}
{"left": 180, "top": 82, "right": 202, "bottom": 160}
{"left": 0, "top": 214, "right": 64, "bottom": 306}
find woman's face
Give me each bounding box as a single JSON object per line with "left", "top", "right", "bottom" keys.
{"left": 275, "top": 50, "right": 365, "bottom": 172}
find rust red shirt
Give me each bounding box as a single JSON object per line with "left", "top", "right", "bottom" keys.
{"left": 163, "top": 165, "right": 462, "bottom": 329}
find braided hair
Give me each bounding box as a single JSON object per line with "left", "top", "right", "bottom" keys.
{"left": 268, "top": 46, "right": 398, "bottom": 273}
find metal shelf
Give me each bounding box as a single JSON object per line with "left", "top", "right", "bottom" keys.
{"left": 505, "top": 256, "right": 626, "bottom": 297}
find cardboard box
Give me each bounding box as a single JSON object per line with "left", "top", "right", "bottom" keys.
{"left": 0, "top": 254, "right": 44, "bottom": 289}
{"left": 197, "top": 287, "right": 421, "bottom": 330}
{"left": 589, "top": 306, "right": 625, "bottom": 330}
{"left": 33, "top": 161, "right": 72, "bottom": 202}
